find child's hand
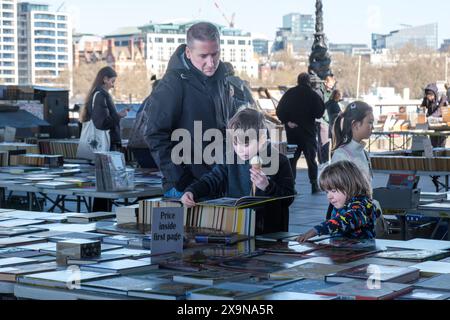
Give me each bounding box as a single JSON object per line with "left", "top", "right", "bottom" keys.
{"left": 181, "top": 192, "right": 196, "bottom": 208}
{"left": 250, "top": 168, "right": 270, "bottom": 192}
{"left": 296, "top": 229, "right": 318, "bottom": 243}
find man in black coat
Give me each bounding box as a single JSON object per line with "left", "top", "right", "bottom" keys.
{"left": 276, "top": 73, "right": 325, "bottom": 194}
{"left": 144, "top": 22, "right": 241, "bottom": 197}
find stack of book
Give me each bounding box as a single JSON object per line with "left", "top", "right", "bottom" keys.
{"left": 94, "top": 152, "right": 134, "bottom": 192}
{"left": 38, "top": 140, "right": 79, "bottom": 159}
{"left": 9, "top": 154, "right": 64, "bottom": 168}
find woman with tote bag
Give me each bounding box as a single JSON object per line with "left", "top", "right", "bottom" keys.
{"left": 77, "top": 66, "right": 127, "bottom": 212}
{"left": 77, "top": 67, "right": 128, "bottom": 160}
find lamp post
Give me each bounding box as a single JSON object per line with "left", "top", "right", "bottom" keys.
{"left": 308, "top": 0, "right": 332, "bottom": 97}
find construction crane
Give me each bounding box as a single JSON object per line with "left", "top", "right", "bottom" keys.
{"left": 213, "top": 1, "right": 235, "bottom": 28}
{"left": 56, "top": 2, "right": 65, "bottom": 12}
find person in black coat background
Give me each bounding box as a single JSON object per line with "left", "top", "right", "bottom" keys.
{"left": 276, "top": 73, "right": 325, "bottom": 194}
{"left": 80, "top": 66, "right": 128, "bottom": 151}
{"left": 181, "top": 109, "right": 296, "bottom": 235}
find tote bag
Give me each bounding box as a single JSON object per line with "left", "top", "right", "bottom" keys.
{"left": 76, "top": 91, "right": 110, "bottom": 161}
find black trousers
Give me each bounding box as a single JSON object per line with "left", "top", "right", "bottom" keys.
{"left": 287, "top": 131, "right": 318, "bottom": 183}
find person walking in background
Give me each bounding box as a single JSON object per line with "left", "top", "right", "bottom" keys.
{"left": 78, "top": 66, "right": 128, "bottom": 212}
{"left": 276, "top": 72, "right": 325, "bottom": 194}
{"left": 420, "top": 83, "right": 448, "bottom": 148}
{"left": 317, "top": 75, "right": 337, "bottom": 164}
{"left": 79, "top": 66, "right": 128, "bottom": 152}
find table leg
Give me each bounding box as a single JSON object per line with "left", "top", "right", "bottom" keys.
{"left": 399, "top": 215, "right": 408, "bottom": 240}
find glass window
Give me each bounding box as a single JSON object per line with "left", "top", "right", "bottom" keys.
{"left": 58, "top": 31, "right": 67, "bottom": 37}
{"left": 227, "top": 40, "right": 235, "bottom": 45}
{"left": 155, "top": 38, "right": 163, "bottom": 43}
{"left": 35, "top": 22, "right": 55, "bottom": 28}
{"left": 57, "top": 23, "right": 67, "bottom": 29}
{"left": 238, "top": 40, "right": 246, "bottom": 45}
{"left": 166, "top": 38, "right": 175, "bottom": 43}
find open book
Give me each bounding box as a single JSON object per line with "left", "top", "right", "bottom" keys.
{"left": 197, "top": 195, "right": 295, "bottom": 209}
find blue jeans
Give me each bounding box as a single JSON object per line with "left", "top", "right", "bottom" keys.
{"left": 164, "top": 188, "right": 184, "bottom": 199}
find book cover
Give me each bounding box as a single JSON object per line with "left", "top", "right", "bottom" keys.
{"left": 414, "top": 274, "right": 450, "bottom": 291}
{"left": 256, "top": 241, "right": 321, "bottom": 255}
{"left": 188, "top": 285, "right": 269, "bottom": 300}
{"left": 325, "top": 264, "right": 420, "bottom": 284}
{"left": 387, "top": 174, "right": 418, "bottom": 190}
{"left": 251, "top": 291, "right": 336, "bottom": 300}
{"left": 198, "top": 195, "right": 295, "bottom": 209}
{"left": 0, "top": 262, "right": 57, "bottom": 282}
{"left": 0, "top": 226, "right": 48, "bottom": 237}
{"left": 273, "top": 279, "right": 336, "bottom": 294}
{"left": 0, "top": 219, "right": 46, "bottom": 228}
{"left": 375, "top": 249, "right": 450, "bottom": 262}
{"left": 316, "top": 280, "right": 413, "bottom": 300}
{"left": 128, "top": 281, "right": 205, "bottom": 300}
{"left": 256, "top": 232, "right": 302, "bottom": 242}
{"left": 173, "top": 269, "right": 251, "bottom": 286}
{"left": 80, "top": 259, "right": 158, "bottom": 275}
{"left": 270, "top": 262, "right": 349, "bottom": 280}
{"left": 398, "top": 289, "right": 450, "bottom": 300}
{"left": 409, "top": 261, "right": 450, "bottom": 277}
{"left": 0, "top": 236, "right": 47, "bottom": 248}
{"left": 18, "top": 270, "right": 117, "bottom": 289}
{"left": 208, "top": 257, "right": 294, "bottom": 277}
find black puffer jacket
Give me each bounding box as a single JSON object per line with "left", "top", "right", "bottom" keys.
{"left": 421, "top": 83, "right": 448, "bottom": 117}
{"left": 86, "top": 87, "right": 122, "bottom": 148}
{"left": 144, "top": 45, "right": 238, "bottom": 192}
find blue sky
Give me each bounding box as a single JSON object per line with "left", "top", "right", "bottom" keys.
{"left": 42, "top": 0, "right": 450, "bottom": 46}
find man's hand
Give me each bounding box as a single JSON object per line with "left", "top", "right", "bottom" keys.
{"left": 287, "top": 122, "right": 299, "bottom": 129}
{"left": 181, "top": 192, "right": 196, "bottom": 208}
{"left": 296, "top": 229, "right": 318, "bottom": 243}
{"left": 118, "top": 109, "right": 129, "bottom": 118}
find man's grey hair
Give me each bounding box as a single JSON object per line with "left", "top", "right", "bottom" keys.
{"left": 187, "top": 22, "right": 220, "bottom": 48}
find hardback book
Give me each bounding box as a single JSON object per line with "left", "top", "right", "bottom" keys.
{"left": 0, "top": 236, "right": 47, "bottom": 248}
{"left": 414, "top": 274, "right": 450, "bottom": 291}
{"left": 273, "top": 279, "right": 336, "bottom": 294}
{"left": 102, "top": 235, "right": 137, "bottom": 246}
{"left": 256, "top": 232, "right": 302, "bottom": 242}
{"left": 67, "top": 212, "right": 116, "bottom": 224}
{"left": 309, "top": 246, "right": 381, "bottom": 263}
{"left": 0, "top": 262, "right": 57, "bottom": 282}
{"left": 398, "top": 288, "right": 450, "bottom": 300}
{"left": 67, "top": 254, "right": 132, "bottom": 265}
{"left": 316, "top": 280, "right": 413, "bottom": 300}
{"left": 35, "top": 181, "right": 78, "bottom": 189}
{"left": 198, "top": 195, "right": 295, "bottom": 209}
{"left": 17, "top": 270, "right": 117, "bottom": 289}
{"left": 173, "top": 269, "right": 251, "bottom": 286}
{"left": 48, "top": 232, "right": 106, "bottom": 242}
{"left": 0, "top": 226, "right": 48, "bottom": 237}
{"left": 81, "top": 275, "right": 172, "bottom": 296}
{"left": 374, "top": 249, "right": 450, "bottom": 262}
{"left": 256, "top": 241, "right": 321, "bottom": 255}
{"left": 0, "top": 248, "right": 48, "bottom": 259}
{"left": 194, "top": 233, "right": 249, "bottom": 246}
{"left": 0, "top": 257, "right": 37, "bottom": 268}
{"left": 188, "top": 282, "right": 271, "bottom": 300}
{"left": 0, "top": 219, "right": 46, "bottom": 228}
{"left": 409, "top": 261, "right": 450, "bottom": 277}
{"left": 387, "top": 174, "right": 419, "bottom": 190}
{"left": 127, "top": 281, "right": 206, "bottom": 300}
{"left": 80, "top": 259, "right": 158, "bottom": 275}
{"left": 325, "top": 264, "right": 420, "bottom": 284}
{"left": 207, "top": 257, "right": 294, "bottom": 277}
{"left": 250, "top": 291, "right": 336, "bottom": 300}
{"left": 102, "top": 248, "right": 152, "bottom": 258}
{"left": 420, "top": 192, "right": 448, "bottom": 200}
{"left": 270, "top": 263, "right": 349, "bottom": 280}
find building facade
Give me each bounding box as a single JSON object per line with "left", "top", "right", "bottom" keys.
{"left": 329, "top": 43, "right": 371, "bottom": 56}
{"left": 17, "top": 2, "right": 72, "bottom": 86}
{"left": 273, "top": 13, "right": 315, "bottom": 54}
{"left": 372, "top": 23, "right": 438, "bottom": 51}
{"left": 139, "top": 21, "right": 258, "bottom": 79}
{"left": 0, "top": 0, "right": 18, "bottom": 85}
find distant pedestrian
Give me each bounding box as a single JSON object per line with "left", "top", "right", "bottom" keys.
{"left": 276, "top": 72, "right": 325, "bottom": 194}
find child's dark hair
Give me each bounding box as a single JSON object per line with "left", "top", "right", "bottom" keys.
{"left": 332, "top": 101, "right": 373, "bottom": 151}
{"left": 228, "top": 108, "right": 268, "bottom": 144}
{"left": 320, "top": 161, "right": 372, "bottom": 199}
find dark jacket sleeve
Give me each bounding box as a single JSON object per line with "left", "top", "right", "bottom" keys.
{"left": 144, "top": 72, "right": 186, "bottom": 187}
{"left": 327, "top": 101, "right": 341, "bottom": 131}
{"left": 276, "top": 91, "right": 291, "bottom": 124}
{"left": 257, "top": 154, "right": 296, "bottom": 206}
{"left": 91, "top": 91, "right": 121, "bottom": 131}
{"left": 185, "top": 164, "right": 228, "bottom": 200}
{"left": 311, "top": 90, "right": 326, "bottom": 119}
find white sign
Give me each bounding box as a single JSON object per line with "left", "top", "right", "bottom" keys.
{"left": 151, "top": 207, "right": 184, "bottom": 255}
